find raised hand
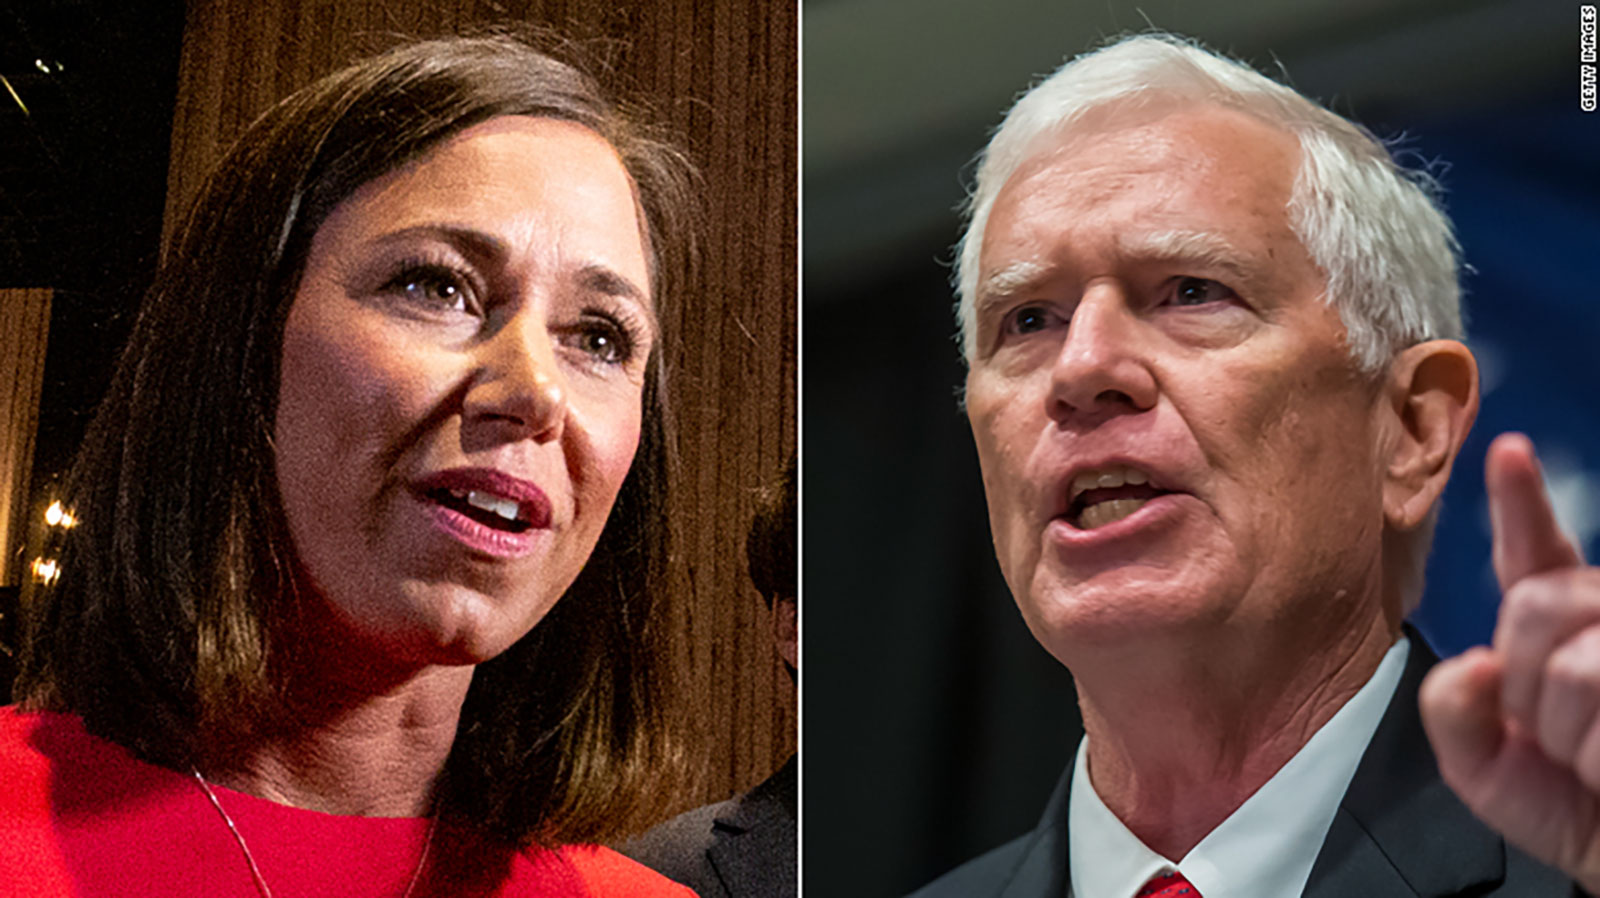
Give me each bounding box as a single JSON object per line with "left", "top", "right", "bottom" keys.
{"left": 1420, "top": 432, "right": 1600, "bottom": 889}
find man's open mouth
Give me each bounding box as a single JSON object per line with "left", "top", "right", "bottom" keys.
{"left": 1065, "top": 465, "right": 1173, "bottom": 530}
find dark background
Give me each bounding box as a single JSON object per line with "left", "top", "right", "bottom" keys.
{"left": 803, "top": 1, "right": 1600, "bottom": 895}
{"left": 0, "top": 0, "right": 185, "bottom": 691}
{"left": 0, "top": 0, "right": 185, "bottom": 535}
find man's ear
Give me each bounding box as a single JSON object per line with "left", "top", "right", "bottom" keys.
{"left": 1383, "top": 340, "right": 1480, "bottom": 530}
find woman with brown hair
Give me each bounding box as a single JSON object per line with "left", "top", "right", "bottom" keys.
{"left": 2, "top": 32, "right": 699, "bottom": 897}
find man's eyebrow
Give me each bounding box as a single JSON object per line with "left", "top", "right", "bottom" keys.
{"left": 974, "top": 260, "right": 1051, "bottom": 317}
{"left": 1117, "top": 229, "right": 1256, "bottom": 283}
{"left": 974, "top": 229, "right": 1258, "bottom": 307}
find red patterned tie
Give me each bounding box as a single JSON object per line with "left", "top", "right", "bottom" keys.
{"left": 1136, "top": 869, "right": 1201, "bottom": 897}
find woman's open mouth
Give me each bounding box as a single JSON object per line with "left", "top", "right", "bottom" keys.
{"left": 426, "top": 487, "right": 535, "bottom": 533}
{"left": 411, "top": 468, "right": 553, "bottom": 557}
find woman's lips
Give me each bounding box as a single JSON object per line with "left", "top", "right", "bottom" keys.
{"left": 422, "top": 500, "right": 543, "bottom": 558}
{"left": 411, "top": 467, "right": 552, "bottom": 558}
{"left": 413, "top": 468, "right": 552, "bottom": 525}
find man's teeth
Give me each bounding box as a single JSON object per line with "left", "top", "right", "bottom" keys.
{"left": 1068, "top": 464, "right": 1159, "bottom": 530}
{"left": 451, "top": 488, "right": 521, "bottom": 523}
{"left": 1078, "top": 497, "right": 1150, "bottom": 530}
{"left": 1070, "top": 465, "right": 1150, "bottom": 499}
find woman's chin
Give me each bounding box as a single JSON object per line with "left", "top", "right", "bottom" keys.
{"left": 301, "top": 578, "right": 557, "bottom": 676}
{"left": 398, "top": 581, "right": 558, "bottom": 667}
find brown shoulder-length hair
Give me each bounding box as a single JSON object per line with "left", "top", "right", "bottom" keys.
{"left": 18, "top": 31, "right": 699, "bottom": 847}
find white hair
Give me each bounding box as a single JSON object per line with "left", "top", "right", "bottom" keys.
{"left": 954, "top": 33, "right": 1463, "bottom": 373}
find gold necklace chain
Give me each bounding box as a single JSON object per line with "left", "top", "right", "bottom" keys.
{"left": 191, "top": 768, "right": 436, "bottom": 898}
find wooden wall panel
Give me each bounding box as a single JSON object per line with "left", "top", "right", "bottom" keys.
{"left": 164, "top": 0, "right": 797, "bottom": 817}
{"left": 1, "top": 289, "right": 52, "bottom": 587}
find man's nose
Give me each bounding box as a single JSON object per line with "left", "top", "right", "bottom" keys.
{"left": 1048, "top": 285, "right": 1157, "bottom": 424}
{"left": 462, "top": 312, "right": 567, "bottom": 444}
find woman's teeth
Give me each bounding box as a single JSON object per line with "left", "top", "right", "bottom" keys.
{"left": 449, "top": 488, "right": 522, "bottom": 524}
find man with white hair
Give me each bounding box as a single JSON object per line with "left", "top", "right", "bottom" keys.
{"left": 910, "top": 32, "right": 1600, "bottom": 898}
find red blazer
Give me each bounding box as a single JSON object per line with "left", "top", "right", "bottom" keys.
{"left": 0, "top": 706, "right": 693, "bottom": 897}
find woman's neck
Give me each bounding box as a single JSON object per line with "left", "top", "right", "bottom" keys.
{"left": 205, "top": 660, "right": 475, "bottom": 817}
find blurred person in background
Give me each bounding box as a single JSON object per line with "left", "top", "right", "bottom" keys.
{"left": 623, "top": 458, "right": 797, "bottom": 897}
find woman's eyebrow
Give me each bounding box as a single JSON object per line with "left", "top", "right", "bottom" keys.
{"left": 577, "top": 264, "right": 659, "bottom": 332}
{"left": 576, "top": 264, "right": 648, "bottom": 305}
{"left": 369, "top": 225, "right": 655, "bottom": 318}
{"left": 370, "top": 224, "right": 508, "bottom": 264}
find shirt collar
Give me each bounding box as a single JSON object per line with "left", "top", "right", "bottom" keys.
{"left": 1068, "top": 637, "right": 1410, "bottom": 898}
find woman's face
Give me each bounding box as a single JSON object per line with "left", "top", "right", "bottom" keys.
{"left": 274, "top": 116, "right": 654, "bottom": 666}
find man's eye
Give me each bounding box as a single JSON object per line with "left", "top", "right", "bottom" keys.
{"left": 1006, "top": 305, "right": 1057, "bottom": 335}
{"left": 1170, "top": 276, "right": 1233, "bottom": 307}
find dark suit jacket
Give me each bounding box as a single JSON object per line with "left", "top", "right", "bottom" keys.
{"left": 909, "top": 633, "right": 1579, "bottom": 897}
{"left": 622, "top": 755, "right": 796, "bottom": 898}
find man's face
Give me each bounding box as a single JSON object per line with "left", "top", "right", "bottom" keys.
{"left": 965, "top": 105, "right": 1392, "bottom": 662}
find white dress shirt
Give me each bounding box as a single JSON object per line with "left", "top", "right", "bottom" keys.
{"left": 1067, "top": 638, "right": 1410, "bottom": 898}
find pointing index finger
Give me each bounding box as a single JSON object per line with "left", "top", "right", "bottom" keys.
{"left": 1487, "top": 432, "right": 1582, "bottom": 593}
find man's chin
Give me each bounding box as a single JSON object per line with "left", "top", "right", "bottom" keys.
{"left": 1020, "top": 568, "right": 1237, "bottom": 654}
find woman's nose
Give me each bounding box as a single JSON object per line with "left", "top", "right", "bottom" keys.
{"left": 462, "top": 314, "right": 567, "bottom": 444}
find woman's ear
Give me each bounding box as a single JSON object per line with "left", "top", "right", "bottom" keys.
{"left": 1383, "top": 340, "right": 1480, "bottom": 531}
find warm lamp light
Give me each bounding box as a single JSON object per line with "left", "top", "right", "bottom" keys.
{"left": 44, "top": 500, "right": 77, "bottom": 528}
{"left": 31, "top": 557, "right": 60, "bottom": 585}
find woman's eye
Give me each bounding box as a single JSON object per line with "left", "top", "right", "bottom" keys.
{"left": 384, "top": 266, "right": 475, "bottom": 313}
{"left": 566, "top": 317, "right": 635, "bottom": 365}
{"left": 1170, "top": 276, "right": 1234, "bottom": 307}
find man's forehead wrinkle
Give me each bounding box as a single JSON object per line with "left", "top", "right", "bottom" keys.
{"left": 977, "top": 163, "right": 1140, "bottom": 299}
{"left": 990, "top": 133, "right": 1220, "bottom": 254}
{"left": 974, "top": 105, "right": 1318, "bottom": 345}
{"left": 1010, "top": 149, "right": 1157, "bottom": 214}
{"left": 1005, "top": 107, "right": 1294, "bottom": 211}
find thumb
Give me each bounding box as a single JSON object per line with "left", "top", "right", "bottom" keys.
{"left": 1420, "top": 647, "right": 1507, "bottom": 794}
{"left": 1487, "top": 432, "right": 1582, "bottom": 593}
